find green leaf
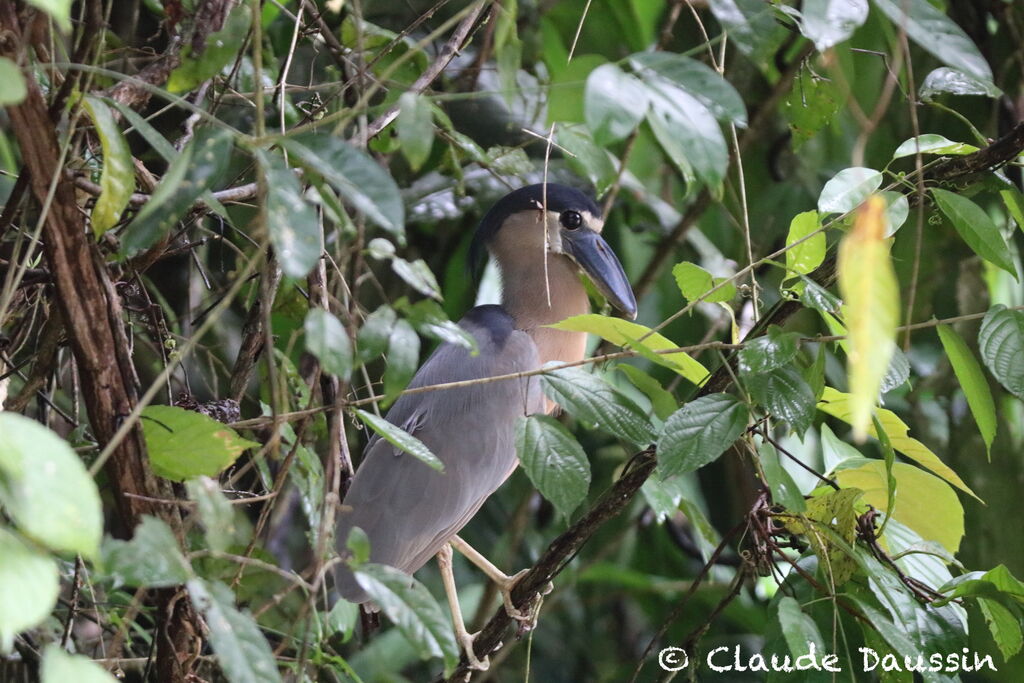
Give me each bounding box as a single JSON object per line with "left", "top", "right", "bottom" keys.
{"left": 817, "top": 387, "right": 979, "bottom": 499}
{"left": 658, "top": 394, "right": 749, "bottom": 479}
{"left": 937, "top": 324, "right": 997, "bottom": 457}
{"left": 396, "top": 93, "right": 434, "bottom": 171}
{"left": 0, "top": 58, "right": 27, "bottom": 106}
{"left": 540, "top": 366, "right": 657, "bottom": 446}
{"left": 747, "top": 366, "right": 816, "bottom": 436}
{"left": 516, "top": 415, "right": 591, "bottom": 520}
{"left": 357, "top": 305, "right": 397, "bottom": 363}
{"left": 630, "top": 53, "right": 746, "bottom": 126}
{"left": 872, "top": 0, "right": 992, "bottom": 82}
{"left": 977, "top": 597, "right": 1023, "bottom": 661}
{"left": 25, "top": 0, "right": 71, "bottom": 31}
{"left": 186, "top": 477, "right": 239, "bottom": 553}
{"left": 617, "top": 365, "right": 677, "bottom": 421}
{"left": 978, "top": 305, "right": 1024, "bottom": 401}
{"left": 671, "top": 262, "right": 736, "bottom": 304}
{"left": 0, "top": 413, "right": 103, "bottom": 559}
{"left": 892, "top": 134, "right": 979, "bottom": 159}
{"left": 737, "top": 325, "right": 801, "bottom": 375}
{"left": 188, "top": 578, "right": 283, "bottom": 683}
{"left": 391, "top": 258, "right": 443, "bottom": 301}
{"left": 799, "top": 0, "right": 868, "bottom": 50}
{"left": 881, "top": 190, "right": 909, "bottom": 235}
{"left": 354, "top": 408, "right": 443, "bottom": 471}
{"left": 784, "top": 71, "right": 841, "bottom": 148}
{"left": 41, "top": 644, "right": 118, "bottom": 683}
{"left": 932, "top": 188, "right": 1017, "bottom": 278}
{"left": 255, "top": 149, "right": 321, "bottom": 278}
{"left": 642, "top": 75, "right": 727, "bottom": 187}
{"left": 281, "top": 133, "right": 405, "bottom": 237}
{"left": 784, "top": 487, "right": 863, "bottom": 587}
{"left": 81, "top": 95, "right": 135, "bottom": 236}
{"left": 783, "top": 210, "right": 824, "bottom": 280}
{"left": 550, "top": 314, "right": 709, "bottom": 386}
{"left": 817, "top": 167, "right": 882, "bottom": 215}
{"left": 835, "top": 460, "right": 964, "bottom": 553}
{"left": 167, "top": 5, "right": 252, "bottom": 93}
{"left": 120, "top": 127, "right": 234, "bottom": 257}
{"left": 776, "top": 596, "right": 826, "bottom": 660}
{"left": 759, "top": 442, "right": 806, "bottom": 512}
{"left": 353, "top": 563, "right": 460, "bottom": 675}
{"left": 100, "top": 516, "right": 192, "bottom": 587}
{"left": 556, "top": 123, "right": 617, "bottom": 196}
{"left": 584, "top": 63, "right": 649, "bottom": 144}
{"left": 1000, "top": 188, "right": 1024, "bottom": 232}
{"left": 706, "top": 0, "right": 787, "bottom": 63}
{"left": 384, "top": 318, "right": 420, "bottom": 400}
{"left": 919, "top": 66, "right": 1003, "bottom": 100}
{"left": 798, "top": 276, "right": 842, "bottom": 313}
{"left": 820, "top": 423, "right": 861, "bottom": 473}
{"left": 0, "top": 527, "right": 59, "bottom": 652}
{"left": 142, "top": 405, "right": 258, "bottom": 482}
{"left": 304, "top": 308, "right": 353, "bottom": 380}
{"left": 938, "top": 564, "right": 1024, "bottom": 604}
{"left": 400, "top": 300, "right": 476, "bottom": 350}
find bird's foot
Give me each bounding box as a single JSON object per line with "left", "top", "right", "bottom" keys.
{"left": 496, "top": 569, "right": 552, "bottom": 630}
{"left": 459, "top": 630, "right": 489, "bottom": 671}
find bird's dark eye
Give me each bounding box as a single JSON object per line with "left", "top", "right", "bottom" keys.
{"left": 560, "top": 210, "right": 583, "bottom": 230}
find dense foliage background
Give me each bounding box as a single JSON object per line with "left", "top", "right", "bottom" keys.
{"left": 1, "top": 0, "right": 1023, "bottom": 681}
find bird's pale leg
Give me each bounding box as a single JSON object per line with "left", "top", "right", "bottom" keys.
{"left": 450, "top": 535, "right": 537, "bottom": 624}
{"left": 437, "top": 544, "right": 489, "bottom": 671}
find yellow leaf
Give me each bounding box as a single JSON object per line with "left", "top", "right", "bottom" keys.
{"left": 837, "top": 195, "right": 900, "bottom": 440}
{"left": 549, "top": 314, "right": 709, "bottom": 386}
{"left": 835, "top": 461, "right": 964, "bottom": 553}
{"left": 818, "top": 387, "right": 980, "bottom": 500}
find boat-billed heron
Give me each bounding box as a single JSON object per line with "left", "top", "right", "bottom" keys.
{"left": 335, "top": 183, "right": 637, "bottom": 668}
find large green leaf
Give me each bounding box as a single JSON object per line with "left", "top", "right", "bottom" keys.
{"left": 81, "top": 95, "right": 135, "bottom": 236}
{"left": 187, "top": 477, "right": 239, "bottom": 554}
{"left": 281, "top": 133, "right": 405, "bottom": 237}
{"left": 142, "top": 405, "right": 258, "bottom": 482}
{"left": 304, "top": 308, "right": 353, "bottom": 380}
{"left": 783, "top": 210, "right": 825, "bottom": 281}
{"left": 255, "top": 149, "right": 321, "bottom": 278}
{"left": 978, "top": 305, "right": 1024, "bottom": 401}
{"left": 737, "top": 325, "right": 801, "bottom": 376}
{"left": 817, "top": 387, "right": 978, "bottom": 499}
{"left": 919, "top": 67, "right": 1003, "bottom": 100}
{"left": 978, "top": 597, "right": 1023, "bottom": 661}
{"left": 41, "top": 644, "right": 118, "bottom": 683}
{"left": 584, "top": 63, "right": 649, "bottom": 144}
{"left": 556, "top": 123, "right": 617, "bottom": 196}
{"left": 120, "top": 127, "right": 234, "bottom": 257}
{"left": 937, "top": 324, "right": 997, "bottom": 457}
{"left": 932, "top": 188, "right": 1017, "bottom": 278}
{"left": 759, "top": 442, "right": 806, "bottom": 512}
{"left": 706, "top": 0, "right": 787, "bottom": 63}
{"left": 835, "top": 460, "right": 964, "bottom": 553}
{"left": 817, "top": 167, "right": 882, "bottom": 215}
{"left": 0, "top": 413, "right": 103, "bottom": 559}
{"left": 100, "top": 516, "right": 191, "bottom": 588}
{"left": 516, "top": 415, "right": 591, "bottom": 520}
{"left": 672, "top": 262, "right": 736, "bottom": 304}
{"left": 800, "top": 0, "right": 868, "bottom": 50}
{"left": 872, "top": 0, "right": 993, "bottom": 82}
{"left": 0, "top": 527, "right": 59, "bottom": 651}
{"left": 892, "top": 134, "right": 979, "bottom": 159}
{"left": 353, "top": 563, "right": 460, "bottom": 675}
{"left": 775, "top": 596, "right": 826, "bottom": 660}
{"left": 167, "top": 5, "right": 252, "bottom": 93}
{"left": 747, "top": 366, "right": 816, "bottom": 436}
{"left": 354, "top": 408, "right": 443, "bottom": 471}
{"left": 188, "top": 578, "right": 283, "bottom": 683}
{"left": 541, "top": 366, "right": 657, "bottom": 446}
{"left": 630, "top": 52, "right": 746, "bottom": 126}
{"left": 658, "top": 394, "right": 749, "bottom": 479}
{"left": 550, "top": 314, "right": 709, "bottom": 386}
{"left": 938, "top": 564, "right": 1024, "bottom": 605}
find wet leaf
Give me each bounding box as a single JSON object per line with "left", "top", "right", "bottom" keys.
{"left": 919, "top": 67, "right": 1002, "bottom": 100}
{"left": 516, "top": 415, "right": 591, "bottom": 520}
{"left": 541, "top": 366, "right": 657, "bottom": 446}
{"left": 0, "top": 413, "right": 103, "bottom": 559}
{"left": 142, "top": 405, "right": 258, "bottom": 482}
{"left": 837, "top": 196, "right": 899, "bottom": 440}
{"left": 937, "top": 324, "right": 996, "bottom": 458}
{"left": 658, "top": 394, "right": 748, "bottom": 479}
{"left": 584, "top": 63, "right": 649, "bottom": 144}
{"left": 932, "top": 188, "right": 1017, "bottom": 278}
{"left": 737, "top": 325, "right": 801, "bottom": 375}
{"left": 799, "top": 0, "right": 868, "bottom": 50}
{"left": 747, "top": 366, "right": 816, "bottom": 436}
{"left": 818, "top": 167, "right": 882, "bottom": 215}
{"left": 630, "top": 52, "right": 746, "bottom": 126}
{"left": 893, "top": 134, "right": 979, "bottom": 159}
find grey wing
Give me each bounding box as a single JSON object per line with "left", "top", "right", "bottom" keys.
{"left": 335, "top": 313, "right": 542, "bottom": 602}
